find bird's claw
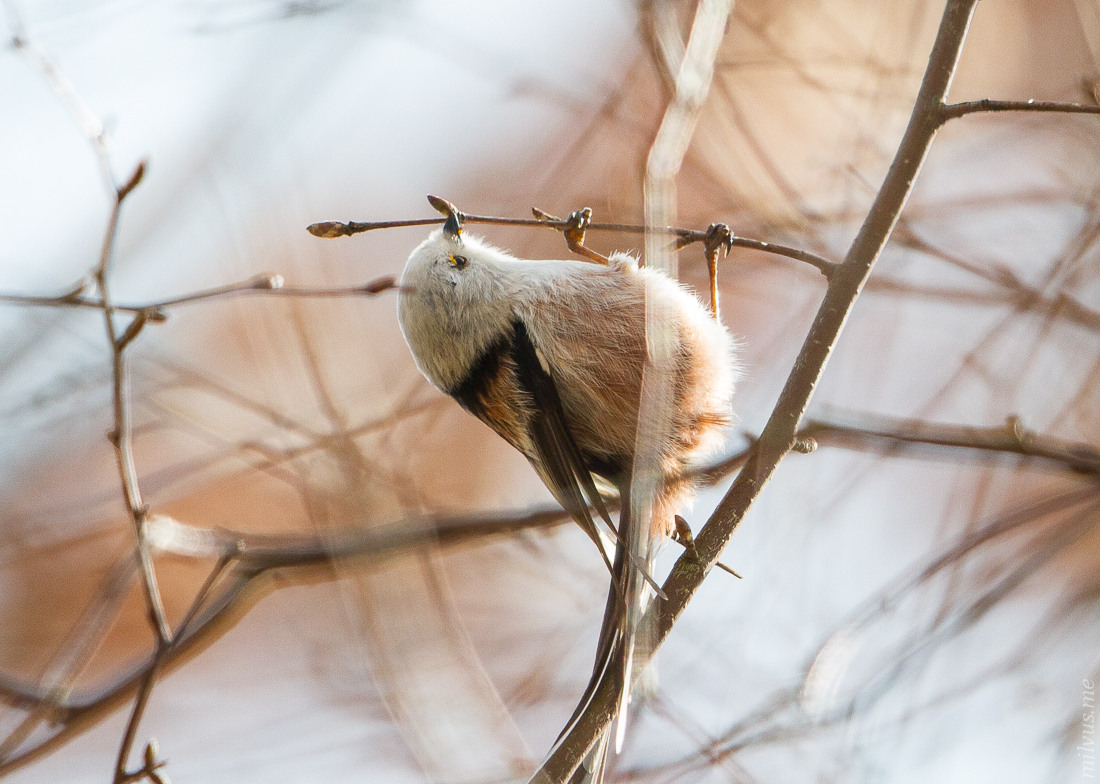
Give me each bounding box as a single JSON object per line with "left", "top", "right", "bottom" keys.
{"left": 703, "top": 223, "right": 734, "bottom": 259}
{"left": 533, "top": 205, "right": 608, "bottom": 264}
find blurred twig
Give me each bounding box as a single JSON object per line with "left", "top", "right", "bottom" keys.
{"left": 5, "top": 0, "right": 1100, "bottom": 779}
{"left": 628, "top": 487, "right": 1100, "bottom": 780}
{"left": 0, "top": 274, "right": 402, "bottom": 318}
{"left": 2, "top": 402, "right": 1097, "bottom": 772}
{"left": 890, "top": 220, "right": 1100, "bottom": 333}
{"left": 6, "top": 7, "right": 170, "bottom": 780}
{"left": 0, "top": 506, "right": 572, "bottom": 773}
{"left": 800, "top": 414, "right": 1100, "bottom": 476}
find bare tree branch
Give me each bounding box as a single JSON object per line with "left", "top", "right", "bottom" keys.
{"left": 0, "top": 274, "right": 402, "bottom": 317}
{"left": 307, "top": 210, "right": 839, "bottom": 278}
{"left": 941, "top": 98, "right": 1100, "bottom": 121}
{"left": 534, "top": 1, "right": 984, "bottom": 778}
{"left": 2, "top": 401, "right": 1097, "bottom": 773}
{"left": 800, "top": 414, "right": 1100, "bottom": 476}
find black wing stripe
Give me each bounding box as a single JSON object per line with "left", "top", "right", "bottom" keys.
{"left": 510, "top": 321, "right": 617, "bottom": 574}
{"left": 449, "top": 331, "right": 509, "bottom": 420}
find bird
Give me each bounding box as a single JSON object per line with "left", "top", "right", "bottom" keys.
{"left": 396, "top": 197, "right": 737, "bottom": 782}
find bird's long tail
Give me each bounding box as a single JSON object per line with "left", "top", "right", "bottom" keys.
{"left": 558, "top": 478, "right": 668, "bottom": 784}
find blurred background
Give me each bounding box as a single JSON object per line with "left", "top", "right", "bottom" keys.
{"left": 1, "top": 0, "right": 1099, "bottom": 782}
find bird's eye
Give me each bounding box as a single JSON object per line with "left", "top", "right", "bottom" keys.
{"left": 449, "top": 254, "right": 469, "bottom": 270}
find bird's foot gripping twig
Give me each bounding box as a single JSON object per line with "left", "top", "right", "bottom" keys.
{"left": 701, "top": 223, "right": 734, "bottom": 320}
{"left": 672, "top": 222, "right": 735, "bottom": 320}
{"left": 532, "top": 206, "right": 611, "bottom": 265}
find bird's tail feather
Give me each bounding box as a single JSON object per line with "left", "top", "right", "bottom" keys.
{"left": 544, "top": 479, "right": 667, "bottom": 784}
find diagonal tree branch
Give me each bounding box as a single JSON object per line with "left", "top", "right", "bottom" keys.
{"left": 532, "top": 1, "right": 983, "bottom": 779}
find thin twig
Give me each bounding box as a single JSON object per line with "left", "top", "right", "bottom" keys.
{"left": 892, "top": 222, "right": 1100, "bottom": 333}
{"left": 800, "top": 414, "right": 1100, "bottom": 476}
{"left": 0, "top": 552, "right": 138, "bottom": 764}
{"left": 87, "top": 160, "right": 174, "bottom": 658}
{"left": 5, "top": 0, "right": 1098, "bottom": 778}
{"left": 112, "top": 551, "right": 235, "bottom": 784}
{"left": 636, "top": 488, "right": 1099, "bottom": 779}
{"left": 93, "top": 165, "right": 177, "bottom": 784}
{"left": 4, "top": 0, "right": 114, "bottom": 190}
{"left": 0, "top": 505, "right": 574, "bottom": 775}
{"left": 8, "top": 10, "right": 176, "bottom": 779}
{"left": 112, "top": 667, "right": 160, "bottom": 784}
{"left": 0, "top": 274, "right": 402, "bottom": 316}
{"left": 307, "top": 213, "right": 839, "bottom": 278}
{"left": 940, "top": 98, "right": 1100, "bottom": 122}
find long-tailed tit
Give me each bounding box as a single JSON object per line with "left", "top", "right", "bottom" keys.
{"left": 396, "top": 200, "right": 737, "bottom": 782}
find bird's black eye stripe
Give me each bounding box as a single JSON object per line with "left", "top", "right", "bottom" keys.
{"left": 450, "top": 254, "right": 469, "bottom": 269}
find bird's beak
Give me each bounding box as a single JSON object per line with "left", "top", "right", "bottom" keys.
{"left": 427, "top": 194, "right": 463, "bottom": 239}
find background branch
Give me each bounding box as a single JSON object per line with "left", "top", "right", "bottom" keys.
{"left": 941, "top": 98, "right": 1100, "bottom": 121}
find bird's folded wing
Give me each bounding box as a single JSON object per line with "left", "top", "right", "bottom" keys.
{"left": 509, "top": 320, "right": 618, "bottom": 574}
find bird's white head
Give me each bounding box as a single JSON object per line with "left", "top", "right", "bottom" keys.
{"left": 396, "top": 227, "right": 520, "bottom": 392}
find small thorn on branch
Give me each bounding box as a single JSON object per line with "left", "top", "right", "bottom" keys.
{"left": 714, "top": 561, "right": 743, "bottom": 579}
{"left": 59, "top": 276, "right": 93, "bottom": 302}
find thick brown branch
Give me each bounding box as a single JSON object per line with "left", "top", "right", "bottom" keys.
{"left": 534, "top": 1, "right": 982, "bottom": 780}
